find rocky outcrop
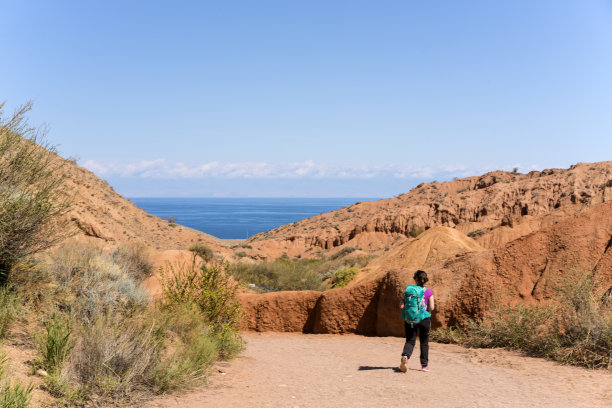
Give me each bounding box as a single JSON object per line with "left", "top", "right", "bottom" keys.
{"left": 71, "top": 216, "right": 106, "bottom": 239}
{"left": 239, "top": 291, "right": 321, "bottom": 332}
{"left": 239, "top": 200, "right": 612, "bottom": 336}
{"left": 244, "top": 162, "right": 612, "bottom": 259}
{"left": 238, "top": 226, "right": 483, "bottom": 335}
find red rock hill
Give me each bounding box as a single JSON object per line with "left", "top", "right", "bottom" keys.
{"left": 239, "top": 164, "right": 612, "bottom": 336}
{"left": 244, "top": 162, "right": 612, "bottom": 260}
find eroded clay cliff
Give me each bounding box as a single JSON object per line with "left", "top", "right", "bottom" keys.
{"left": 244, "top": 162, "right": 612, "bottom": 260}
{"left": 239, "top": 200, "right": 612, "bottom": 336}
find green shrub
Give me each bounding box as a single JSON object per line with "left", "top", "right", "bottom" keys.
{"left": 0, "top": 102, "right": 72, "bottom": 286}
{"left": 159, "top": 262, "right": 243, "bottom": 336}
{"left": 0, "top": 381, "right": 34, "bottom": 408}
{"left": 331, "top": 266, "right": 359, "bottom": 288}
{"left": 189, "top": 244, "right": 214, "bottom": 263}
{"left": 213, "top": 323, "right": 244, "bottom": 360}
{"left": 0, "top": 286, "right": 20, "bottom": 339}
{"left": 157, "top": 262, "right": 244, "bottom": 388}
{"left": 35, "top": 312, "right": 73, "bottom": 375}
{"left": 409, "top": 226, "right": 425, "bottom": 238}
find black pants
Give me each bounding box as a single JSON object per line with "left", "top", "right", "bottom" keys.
{"left": 402, "top": 318, "right": 431, "bottom": 366}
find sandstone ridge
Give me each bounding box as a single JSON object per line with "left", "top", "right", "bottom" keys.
{"left": 239, "top": 200, "right": 612, "bottom": 335}
{"left": 244, "top": 162, "right": 612, "bottom": 260}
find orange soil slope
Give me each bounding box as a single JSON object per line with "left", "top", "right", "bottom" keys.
{"left": 357, "top": 226, "right": 483, "bottom": 283}
{"left": 243, "top": 162, "right": 612, "bottom": 260}
{"left": 58, "top": 156, "right": 231, "bottom": 256}
{"left": 239, "top": 200, "right": 612, "bottom": 336}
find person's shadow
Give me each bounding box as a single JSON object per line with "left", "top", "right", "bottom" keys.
{"left": 358, "top": 366, "right": 403, "bottom": 373}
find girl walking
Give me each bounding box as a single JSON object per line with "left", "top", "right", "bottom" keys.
{"left": 400, "top": 270, "right": 434, "bottom": 372}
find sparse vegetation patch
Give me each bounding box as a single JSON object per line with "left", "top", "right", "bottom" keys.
{"left": 432, "top": 270, "right": 612, "bottom": 369}
{"left": 409, "top": 226, "right": 425, "bottom": 238}
{"left": 7, "top": 242, "right": 243, "bottom": 406}
{"left": 228, "top": 254, "right": 370, "bottom": 292}
{"left": 331, "top": 266, "right": 359, "bottom": 288}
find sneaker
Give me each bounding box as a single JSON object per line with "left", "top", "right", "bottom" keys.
{"left": 399, "top": 356, "right": 407, "bottom": 373}
{"left": 421, "top": 366, "right": 429, "bottom": 372}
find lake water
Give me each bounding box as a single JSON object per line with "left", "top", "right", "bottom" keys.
{"left": 130, "top": 197, "right": 375, "bottom": 239}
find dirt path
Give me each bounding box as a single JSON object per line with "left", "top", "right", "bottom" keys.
{"left": 149, "top": 332, "right": 611, "bottom": 408}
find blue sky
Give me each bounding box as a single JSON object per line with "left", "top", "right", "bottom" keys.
{"left": 2, "top": 1, "right": 611, "bottom": 197}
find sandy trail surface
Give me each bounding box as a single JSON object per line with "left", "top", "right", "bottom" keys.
{"left": 149, "top": 332, "right": 611, "bottom": 408}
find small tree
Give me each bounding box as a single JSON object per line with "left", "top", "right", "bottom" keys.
{"left": 189, "top": 243, "right": 214, "bottom": 264}
{"left": 0, "top": 102, "right": 72, "bottom": 285}
{"left": 409, "top": 226, "right": 425, "bottom": 238}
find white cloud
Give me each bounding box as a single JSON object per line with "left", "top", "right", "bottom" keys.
{"left": 82, "top": 159, "right": 506, "bottom": 180}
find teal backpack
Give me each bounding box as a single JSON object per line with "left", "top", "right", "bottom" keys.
{"left": 401, "top": 285, "right": 431, "bottom": 324}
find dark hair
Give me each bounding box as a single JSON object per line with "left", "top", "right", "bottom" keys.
{"left": 413, "top": 270, "right": 429, "bottom": 287}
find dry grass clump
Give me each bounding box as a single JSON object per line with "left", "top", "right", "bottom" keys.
{"left": 429, "top": 326, "right": 465, "bottom": 344}
{"left": 35, "top": 312, "right": 73, "bottom": 377}
{"left": 433, "top": 270, "right": 612, "bottom": 370}
{"left": 65, "top": 312, "right": 164, "bottom": 398}
{"left": 548, "top": 272, "right": 612, "bottom": 368}
{"left": 329, "top": 246, "right": 357, "bottom": 260}
{"left": 44, "top": 242, "right": 151, "bottom": 324}
{"left": 37, "top": 305, "right": 222, "bottom": 403}
{"left": 112, "top": 241, "right": 154, "bottom": 281}
{"left": 462, "top": 302, "right": 559, "bottom": 354}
